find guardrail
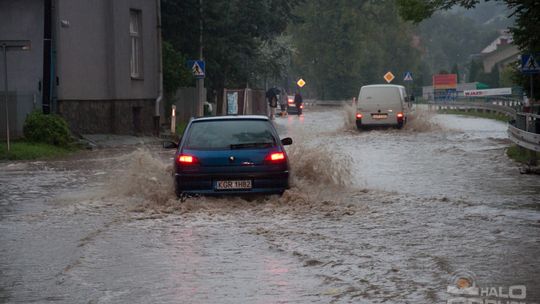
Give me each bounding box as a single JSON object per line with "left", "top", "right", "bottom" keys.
{"left": 305, "top": 99, "right": 351, "bottom": 107}
{"left": 428, "top": 101, "right": 518, "bottom": 118}
{"left": 508, "top": 112, "right": 540, "bottom": 152}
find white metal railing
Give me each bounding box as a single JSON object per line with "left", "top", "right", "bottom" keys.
{"left": 508, "top": 112, "right": 540, "bottom": 152}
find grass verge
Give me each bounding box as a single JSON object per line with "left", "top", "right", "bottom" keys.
{"left": 438, "top": 109, "right": 510, "bottom": 123}
{"left": 506, "top": 145, "right": 540, "bottom": 164}
{"left": 0, "top": 141, "right": 77, "bottom": 161}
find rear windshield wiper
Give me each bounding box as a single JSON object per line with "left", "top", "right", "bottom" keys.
{"left": 230, "top": 142, "right": 273, "bottom": 149}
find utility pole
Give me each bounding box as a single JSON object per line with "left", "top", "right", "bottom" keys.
{"left": 196, "top": 0, "right": 204, "bottom": 116}
{"left": 2, "top": 44, "right": 9, "bottom": 152}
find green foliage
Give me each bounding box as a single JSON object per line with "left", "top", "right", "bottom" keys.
{"left": 468, "top": 60, "right": 482, "bottom": 82}
{"left": 438, "top": 109, "right": 509, "bottom": 122}
{"left": 161, "top": 0, "right": 301, "bottom": 96}
{"left": 22, "top": 111, "right": 72, "bottom": 147}
{"left": 163, "top": 41, "right": 193, "bottom": 97}
{"left": 0, "top": 141, "right": 72, "bottom": 160}
{"left": 507, "top": 144, "right": 540, "bottom": 164}
{"left": 176, "top": 121, "right": 188, "bottom": 136}
{"left": 289, "top": 1, "right": 422, "bottom": 99}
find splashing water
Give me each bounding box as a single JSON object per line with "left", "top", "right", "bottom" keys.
{"left": 404, "top": 108, "right": 442, "bottom": 132}
{"left": 342, "top": 104, "right": 357, "bottom": 131}
{"left": 106, "top": 148, "right": 175, "bottom": 207}
{"left": 341, "top": 103, "right": 441, "bottom": 133}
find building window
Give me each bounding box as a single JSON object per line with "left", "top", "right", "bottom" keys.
{"left": 130, "top": 9, "right": 142, "bottom": 79}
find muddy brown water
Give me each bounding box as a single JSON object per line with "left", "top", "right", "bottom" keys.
{"left": 1, "top": 107, "right": 539, "bottom": 303}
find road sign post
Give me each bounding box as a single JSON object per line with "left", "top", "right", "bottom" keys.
{"left": 521, "top": 54, "right": 540, "bottom": 102}
{"left": 404, "top": 72, "right": 413, "bottom": 99}
{"left": 188, "top": 60, "right": 206, "bottom": 116}
{"left": 1, "top": 40, "right": 31, "bottom": 152}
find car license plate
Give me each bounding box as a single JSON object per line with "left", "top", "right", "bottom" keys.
{"left": 216, "top": 180, "right": 252, "bottom": 190}
{"left": 371, "top": 114, "right": 388, "bottom": 119}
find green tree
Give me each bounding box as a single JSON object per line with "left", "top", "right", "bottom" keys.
{"left": 290, "top": 0, "right": 422, "bottom": 99}
{"left": 451, "top": 64, "right": 460, "bottom": 82}
{"left": 468, "top": 59, "right": 482, "bottom": 82}
{"left": 161, "top": 0, "right": 302, "bottom": 101}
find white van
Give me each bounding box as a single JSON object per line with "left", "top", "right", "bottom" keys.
{"left": 355, "top": 84, "right": 409, "bottom": 129}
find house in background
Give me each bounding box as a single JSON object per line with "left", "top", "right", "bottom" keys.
{"left": 0, "top": 0, "right": 163, "bottom": 138}
{"left": 478, "top": 29, "right": 520, "bottom": 74}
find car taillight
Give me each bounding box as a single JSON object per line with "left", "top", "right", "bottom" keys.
{"left": 300, "top": 105, "right": 304, "bottom": 109}
{"left": 356, "top": 113, "right": 363, "bottom": 119}
{"left": 397, "top": 112, "right": 404, "bottom": 118}
{"left": 265, "top": 152, "right": 286, "bottom": 163}
{"left": 176, "top": 154, "right": 199, "bottom": 166}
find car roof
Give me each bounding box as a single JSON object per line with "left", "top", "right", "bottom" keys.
{"left": 361, "top": 84, "right": 405, "bottom": 89}
{"left": 191, "top": 115, "right": 270, "bottom": 122}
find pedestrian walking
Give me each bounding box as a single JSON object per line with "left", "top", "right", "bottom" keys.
{"left": 266, "top": 87, "right": 279, "bottom": 120}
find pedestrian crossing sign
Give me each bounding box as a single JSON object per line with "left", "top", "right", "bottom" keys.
{"left": 404, "top": 72, "right": 413, "bottom": 81}
{"left": 187, "top": 60, "right": 205, "bottom": 78}
{"left": 521, "top": 54, "right": 540, "bottom": 74}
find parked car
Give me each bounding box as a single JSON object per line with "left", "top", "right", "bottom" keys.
{"left": 286, "top": 95, "right": 303, "bottom": 114}
{"left": 163, "top": 115, "right": 293, "bottom": 197}
{"left": 355, "top": 84, "right": 409, "bottom": 129}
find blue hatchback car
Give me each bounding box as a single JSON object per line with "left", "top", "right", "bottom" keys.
{"left": 164, "top": 116, "right": 293, "bottom": 197}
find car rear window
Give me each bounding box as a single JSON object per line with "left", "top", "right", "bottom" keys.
{"left": 359, "top": 87, "right": 401, "bottom": 106}
{"left": 184, "top": 119, "right": 277, "bottom": 150}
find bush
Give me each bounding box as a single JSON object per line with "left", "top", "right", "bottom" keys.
{"left": 23, "top": 111, "right": 72, "bottom": 147}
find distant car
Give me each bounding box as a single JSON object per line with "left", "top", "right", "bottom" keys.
{"left": 355, "top": 84, "right": 409, "bottom": 129}
{"left": 164, "top": 116, "right": 293, "bottom": 197}
{"left": 286, "top": 95, "right": 303, "bottom": 114}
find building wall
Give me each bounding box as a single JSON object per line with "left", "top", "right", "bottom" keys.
{"left": 55, "top": 0, "right": 159, "bottom": 134}
{"left": 482, "top": 44, "right": 520, "bottom": 73}
{"left": 0, "top": 0, "right": 44, "bottom": 139}
{"left": 57, "top": 99, "right": 155, "bottom": 135}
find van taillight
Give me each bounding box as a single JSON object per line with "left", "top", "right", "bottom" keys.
{"left": 176, "top": 154, "right": 199, "bottom": 165}
{"left": 356, "top": 113, "right": 363, "bottom": 119}
{"left": 397, "top": 112, "right": 404, "bottom": 118}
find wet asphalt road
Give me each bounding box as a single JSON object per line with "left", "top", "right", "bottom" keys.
{"left": 1, "top": 107, "right": 539, "bottom": 303}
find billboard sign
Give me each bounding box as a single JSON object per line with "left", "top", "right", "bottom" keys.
{"left": 464, "top": 88, "right": 512, "bottom": 97}
{"left": 433, "top": 74, "right": 457, "bottom": 89}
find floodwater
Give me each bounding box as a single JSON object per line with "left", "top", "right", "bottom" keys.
{"left": 1, "top": 107, "right": 539, "bottom": 303}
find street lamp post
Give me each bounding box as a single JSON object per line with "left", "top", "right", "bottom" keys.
{"left": 1, "top": 40, "right": 31, "bottom": 152}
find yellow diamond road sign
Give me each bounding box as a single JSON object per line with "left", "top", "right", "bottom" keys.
{"left": 297, "top": 78, "right": 306, "bottom": 88}
{"left": 384, "top": 72, "right": 395, "bottom": 83}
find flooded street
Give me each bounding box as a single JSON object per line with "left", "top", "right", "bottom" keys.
{"left": 1, "top": 107, "right": 539, "bottom": 303}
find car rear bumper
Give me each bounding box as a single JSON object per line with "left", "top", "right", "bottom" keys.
{"left": 175, "top": 170, "right": 290, "bottom": 195}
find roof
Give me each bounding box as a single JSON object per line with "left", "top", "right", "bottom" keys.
{"left": 192, "top": 115, "right": 270, "bottom": 122}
